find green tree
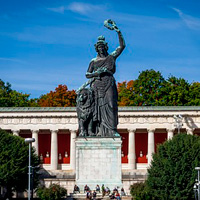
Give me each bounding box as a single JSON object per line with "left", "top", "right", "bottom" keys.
{"left": 117, "top": 70, "right": 200, "bottom": 106}
{"left": 0, "top": 130, "right": 40, "bottom": 199}
{"left": 147, "top": 133, "right": 200, "bottom": 200}
{"left": 162, "top": 76, "right": 190, "bottom": 106}
{"left": 0, "top": 79, "right": 12, "bottom": 106}
{"left": 0, "top": 79, "right": 32, "bottom": 107}
{"left": 133, "top": 69, "right": 166, "bottom": 106}
{"left": 118, "top": 70, "right": 166, "bottom": 106}
{"left": 187, "top": 82, "right": 200, "bottom": 106}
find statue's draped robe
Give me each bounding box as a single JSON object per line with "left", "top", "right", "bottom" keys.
{"left": 87, "top": 55, "right": 118, "bottom": 136}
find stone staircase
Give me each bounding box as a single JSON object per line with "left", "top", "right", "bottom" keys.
{"left": 70, "top": 193, "right": 132, "bottom": 200}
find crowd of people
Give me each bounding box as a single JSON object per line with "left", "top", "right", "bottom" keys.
{"left": 73, "top": 184, "right": 126, "bottom": 199}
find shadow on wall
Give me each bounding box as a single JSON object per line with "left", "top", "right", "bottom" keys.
{"left": 185, "top": 116, "right": 198, "bottom": 129}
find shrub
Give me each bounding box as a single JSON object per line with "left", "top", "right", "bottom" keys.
{"left": 147, "top": 133, "right": 200, "bottom": 200}
{"left": 130, "top": 182, "right": 151, "bottom": 200}
{"left": 37, "top": 184, "right": 67, "bottom": 200}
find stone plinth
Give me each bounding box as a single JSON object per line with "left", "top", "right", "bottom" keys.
{"left": 75, "top": 137, "right": 122, "bottom": 190}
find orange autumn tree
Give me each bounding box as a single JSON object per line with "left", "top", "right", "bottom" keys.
{"left": 117, "top": 80, "right": 135, "bottom": 106}
{"left": 38, "top": 84, "right": 77, "bottom": 107}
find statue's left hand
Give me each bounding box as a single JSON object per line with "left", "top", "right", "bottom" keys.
{"left": 104, "top": 19, "right": 120, "bottom": 32}
{"left": 113, "top": 25, "right": 120, "bottom": 32}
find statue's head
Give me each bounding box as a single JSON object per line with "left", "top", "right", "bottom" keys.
{"left": 78, "top": 89, "right": 88, "bottom": 104}
{"left": 76, "top": 88, "right": 94, "bottom": 107}
{"left": 94, "top": 35, "right": 108, "bottom": 55}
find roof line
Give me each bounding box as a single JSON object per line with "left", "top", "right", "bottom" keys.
{"left": 0, "top": 106, "right": 200, "bottom": 112}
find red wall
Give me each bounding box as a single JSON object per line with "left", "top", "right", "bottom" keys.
{"left": 154, "top": 133, "right": 167, "bottom": 152}
{"left": 135, "top": 133, "right": 148, "bottom": 163}
{"left": 19, "top": 133, "right": 32, "bottom": 138}
{"left": 58, "top": 133, "right": 70, "bottom": 164}
{"left": 38, "top": 133, "right": 51, "bottom": 163}
{"left": 120, "top": 133, "right": 128, "bottom": 163}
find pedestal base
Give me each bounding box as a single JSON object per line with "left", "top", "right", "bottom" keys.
{"left": 75, "top": 137, "right": 122, "bottom": 190}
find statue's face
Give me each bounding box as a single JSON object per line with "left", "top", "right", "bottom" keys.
{"left": 79, "top": 90, "right": 88, "bottom": 104}
{"left": 97, "top": 44, "right": 107, "bottom": 56}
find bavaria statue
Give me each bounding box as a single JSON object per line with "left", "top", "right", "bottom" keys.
{"left": 76, "top": 19, "right": 126, "bottom": 137}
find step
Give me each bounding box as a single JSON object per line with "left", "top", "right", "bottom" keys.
{"left": 70, "top": 193, "right": 132, "bottom": 200}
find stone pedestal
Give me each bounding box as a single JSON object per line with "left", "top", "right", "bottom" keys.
{"left": 75, "top": 137, "right": 122, "bottom": 190}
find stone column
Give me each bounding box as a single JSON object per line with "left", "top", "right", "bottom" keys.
{"left": 167, "top": 129, "right": 174, "bottom": 140}
{"left": 147, "top": 129, "right": 155, "bottom": 166}
{"left": 70, "top": 129, "right": 77, "bottom": 171}
{"left": 187, "top": 129, "right": 193, "bottom": 135}
{"left": 32, "top": 130, "right": 39, "bottom": 155}
{"left": 128, "top": 129, "right": 136, "bottom": 170}
{"left": 50, "top": 130, "right": 58, "bottom": 170}
{"left": 12, "top": 130, "right": 19, "bottom": 136}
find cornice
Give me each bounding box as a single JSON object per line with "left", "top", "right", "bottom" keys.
{"left": 0, "top": 106, "right": 200, "bottom": 113}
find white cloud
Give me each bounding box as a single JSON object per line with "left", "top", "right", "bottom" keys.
{"left": 172, "top": 7, "right": 200, "bottom": 31}
{"left": 47, "top": 2, "right": 104, "bottom": 15}
{"left": 68, "top": 2, "right": 103, "bottom": 14}
{"left": 47, "top": 6, "right": 65, "bottom": 14}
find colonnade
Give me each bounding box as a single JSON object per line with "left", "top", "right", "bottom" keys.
{"left": 127, "top": 128, "right": 195, "bottom": 169}
{"left": 11, "top": 128, "right": 195, "bottom": 171}
{"left": 11, "top": 129, "right": 77, "bottom": 171}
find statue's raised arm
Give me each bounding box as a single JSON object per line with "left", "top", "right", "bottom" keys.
{"left": 104, "top": 19, "right": 126, "bottom": 59}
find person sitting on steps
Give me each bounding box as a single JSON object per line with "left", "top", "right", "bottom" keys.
{"left": 73, "top": 184, "right": 80, "bottom": 193}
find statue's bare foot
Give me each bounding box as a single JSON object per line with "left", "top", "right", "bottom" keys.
{"left": 88, "top": 131, "right": 95, "bottom": 136}
{"left": 96, "top": 132, "right": 102, "bottom": 137}
{"left": 80, "top": 130, "right": 87, "bottom": 137}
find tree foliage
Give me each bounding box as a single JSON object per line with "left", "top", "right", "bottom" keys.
{"left": 117, "top": 80, "right": 135, "bottom": 106}
{"left": 146, "top": 133, "right": 200, "bottom": 200}
{"left": 163, "top": 76, "right": 190, "bottom": 106}
{"left": 130, "top": 182, "right": 151, "bottom": 200}
{"left": 0, "top": 130, "right": 40, "bottom": 198}
{"left": 117, "top": 69, "right": 200, "bottom": 106}
{"left": 188, "top": 82, "right": 200, "bottom": 105}
{"left": 1, "top": 69, "right": 200, "bottom": 107}
{"left": 0, "top": 79, "right": 31, "bottom": 107}
{"left": 37, "top": 84, "right": 77, "bottom": 107}
{"left": 37, "top": 184, "right": 67, "bottom": 200}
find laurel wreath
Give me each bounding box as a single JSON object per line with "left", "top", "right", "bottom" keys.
{"left": 104, "top": 19, "right": 116, "bottom": 30}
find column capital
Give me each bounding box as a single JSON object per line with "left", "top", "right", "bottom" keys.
{"left": 69, "top": 129, "right": 77, "bottom": 134}
{"left": 147, "top": 128, "right": 155, "bottom": 133}
{"left": 12, "top": 130, "right": 19, "bottom": 136}
{"left": 127, "top": 129, "right": 136, "bottom": 133}
{"left": 166, "top": 129, "right": 174, "bottom": 132}
{"left": 187, "top": 129, "right": 194, "bottom": 135}
{"left": 31, "top": 130, "right": 39, "bottom": 134}
{"left": 50, "top": 130, "right": 58, "bottom": 134}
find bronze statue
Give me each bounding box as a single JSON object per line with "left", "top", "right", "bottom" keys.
{"left": 76, "top": 19, "right": 125, "bottom": 137}
{"left": 76, "top": 88, "right": 95, "bottom": 137}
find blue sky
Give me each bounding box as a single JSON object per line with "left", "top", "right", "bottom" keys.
{"left": 0, "top": 0, "right": 200, "bottom": 98}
